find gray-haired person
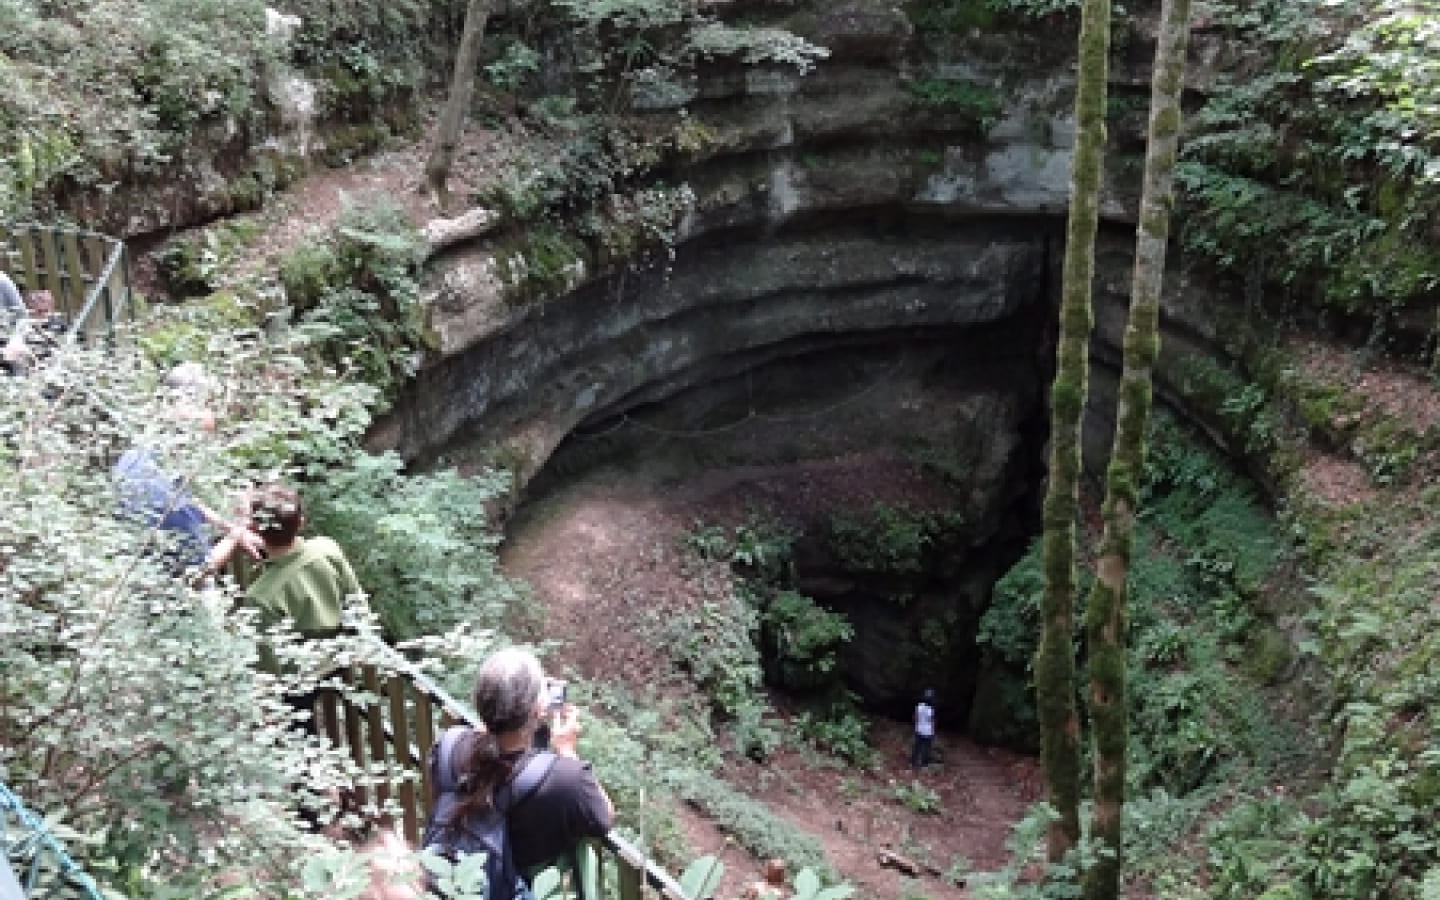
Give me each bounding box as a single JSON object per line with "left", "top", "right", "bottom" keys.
{"left": 427, "top": 647, "right": 613, "bottom": 887}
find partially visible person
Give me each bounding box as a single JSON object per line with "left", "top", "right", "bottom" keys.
{"left": 0, "top": 270, "right": 23, "bottom": 315}
{"left": 2, "top": 289, "right": 65, "bottom": 376}
{"left": 209, "top": 482, "right": 368, "bottom": 831}
{"left": 112, "top": 370, "right": 259, "bottom": 573}
{"left": 911, "top": 687, "right": 936, "bottom": 771}
{"left": 426, "top": 647, "right": 613, "bottom": 894}
{"left": 210, "top": 482, "right": 365, "bottom": 648}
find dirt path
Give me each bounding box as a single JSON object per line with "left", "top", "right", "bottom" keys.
{"left": 501, "top": 463, "right": 1042, "bottom": 900}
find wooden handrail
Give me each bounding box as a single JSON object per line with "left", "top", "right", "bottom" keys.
{"left": 1, "top": 223, "right": 131, "bottom": 345}
{"left": 313, "top": 643, "right": 691, "bottom": 900}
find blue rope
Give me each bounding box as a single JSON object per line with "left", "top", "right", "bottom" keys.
{"left": 0, "top": 782, "right": 106, "bottom": 900}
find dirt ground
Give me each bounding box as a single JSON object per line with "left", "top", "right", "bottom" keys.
{"left": 500, "top": 460, "right": 1044, "bottom": 900}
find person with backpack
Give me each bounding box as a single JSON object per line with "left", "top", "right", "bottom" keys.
{"left": 423, "top": 647, "right": 613, "bottom": 900}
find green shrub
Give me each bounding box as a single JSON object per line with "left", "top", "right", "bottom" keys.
{"left": 0, "top": 319, "right": 504, "bottom": 898}
{"left": 790, "top": 695, "right": 877, "bottom": 767}
{"left": 906, "top": 78, "right": 1003, "bottom": 133}
{"left": 277, "top": 193, "right": 427, "bottom": 407}
{"left": 304, "top": 454, "right": 525, "bottom": 641}
{"left": 891, "top": 779, "right": 942, "bottom": 815}
{"left": 828, "top": 504, "right": 941, "bottom": 574}
{"left": 672, "top": 772, "right": 835, "bottom": 879}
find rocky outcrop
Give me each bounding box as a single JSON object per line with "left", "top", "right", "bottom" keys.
{"left": 366, "top": 2, "right": 1251, "bottom": 732}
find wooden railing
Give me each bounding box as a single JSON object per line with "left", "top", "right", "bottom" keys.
{"left": 1, "top": 223, "right": 132, "bottom": 344}
{"left": 310, "top": 645, "right": 690, "bottom": 900}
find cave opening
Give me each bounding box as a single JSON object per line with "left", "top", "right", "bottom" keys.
{"left": 515, "top": 302, "right": 1055, "bottom": 751}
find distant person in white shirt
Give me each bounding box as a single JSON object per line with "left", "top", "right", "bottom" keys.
{"left": 911, "top": 688, "right": 936, "bottom": 770}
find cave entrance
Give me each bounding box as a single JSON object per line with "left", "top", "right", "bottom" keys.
{"left": 515, "top": 316, "right": 1052, "bottom": 753}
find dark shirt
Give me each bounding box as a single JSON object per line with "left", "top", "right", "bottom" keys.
{"left": 456, "top": 736, "right": 613, "bottom": 874}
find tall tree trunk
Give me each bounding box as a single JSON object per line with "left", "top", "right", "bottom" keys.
{"left": 426, "top": 0, "right": 492, "bottom": 213}
{"left": 1036, "top": 0, "right": 1111, "bottom": 867}
{"left": 1082, "top": 2, "right": 1192, "bottom": 898}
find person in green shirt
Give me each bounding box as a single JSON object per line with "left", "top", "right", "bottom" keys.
{"left": 209, "top": 482, "right": 366, "bottom": 830}
{"left": 210, "top": 482, "right": 364, "bottom": 640}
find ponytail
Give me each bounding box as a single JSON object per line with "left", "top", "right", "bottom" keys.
{"left": 444, "top": 730, "right": 519, "bottom": 825}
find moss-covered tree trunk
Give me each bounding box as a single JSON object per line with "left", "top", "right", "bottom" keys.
{"left": 426, "top": 0, "right": 492, "bottom": 212}
{"left": 1037, "top": 0, "right": 1111, "bottom": 867}
{"left": 1082, "top": 2, "right": 1192, "bottom": 898}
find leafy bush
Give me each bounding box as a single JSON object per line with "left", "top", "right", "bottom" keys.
{"left": 304, "top": 454, "right": 524, "bottom": 641}
{"left": 891, "top": 779, "right": 942, "bottom": 815}
{"left": 789, "top": 695, "right": 877, "bottom": 767}
{"left": 672, "top": 771, "right": 835, "bottom": 880}
{"left": 278, "top": 193, "right": 428, "bottom": 406}
{"left": 0, "top": 317, "right": 509, "bottom": 897}
{"left": 906, "top": 78, "right": 1003, "bottom": 133}
{"left": 828, "top": 504, "right": 942, "bottom": 575}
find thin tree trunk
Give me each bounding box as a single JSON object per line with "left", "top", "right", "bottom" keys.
{"left": 1036, "top": 0, "right": 1111, "bottom": 868}
{"left": 1082, "top": 2, "right": 1191, "bottom": 898}
{"left": 426, "top": 0, "right": 492, "bottom": 213}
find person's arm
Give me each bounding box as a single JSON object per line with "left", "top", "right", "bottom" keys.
{"left": 3, "top": 319, "right": 33, "bottom": 366}
{"left": 549, "top": 705, "right": 616, "bottom": 821}
{"left": 198, "top": 501, "right": 266, "bottom": 562}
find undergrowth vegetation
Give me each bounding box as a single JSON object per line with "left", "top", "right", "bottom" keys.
{"left": 1178, "top": 0, "right": 1440, "bottom": 341}
{"left": 0, "top": 312, "right": 509, "bottom": 898}
{"left": 979, "top": 412, "right": 1316, "bottom": 892}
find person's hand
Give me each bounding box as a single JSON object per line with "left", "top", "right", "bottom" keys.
{"left": 549, "top": 704, "right": 582, "bottom": 758}
{"left": 232, "top": 525, "right": 266, "bottom": 560}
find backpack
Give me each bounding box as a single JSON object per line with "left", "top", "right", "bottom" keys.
{"left": 421, "top": 725, "right": 557, "bottom": 900}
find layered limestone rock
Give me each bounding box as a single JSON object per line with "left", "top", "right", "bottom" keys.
{"left": 366, "top": 1, "right": 1242, "bottom": 730}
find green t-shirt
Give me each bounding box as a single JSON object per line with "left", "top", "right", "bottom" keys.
{"left": 247, "top": 535, "right": 363, "bottom": 637}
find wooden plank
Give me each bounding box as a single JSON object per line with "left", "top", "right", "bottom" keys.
{"left": 14, "top": 227, "right": 40, "bottom": 294}
{"left": 60, "top": 230, "right": 88, "bottom": 329}
{"left": 81, "top": 236, "right": 112, "bottom": 336}
{"left": 342, "top": 669, "right": 370, "bottom": 811}
{"left": 111, "top": 243, "right": 132, "bottom": 326}
{"left": 618, "top": 853, "right": 643, "bottom": 900}
{"left": 413, "top": 691, "right": 437, "bottom": 824}
{"left": 387, "top": 677, "right": 419, "bottom": 844}
{"left": 36, "top": 228, "right": 64, "bottom": 308}
{"left": 318, "top": 688, "right": 343, "bottom": 747}
{"left": 362, "top": 665, "right": 390, "bottom": 811}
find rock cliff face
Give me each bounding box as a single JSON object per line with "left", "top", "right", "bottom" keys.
{"left": 367, "top": 2, "right": 1245, "bottom": 734}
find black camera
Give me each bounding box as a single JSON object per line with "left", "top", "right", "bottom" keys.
{"left": 533, "top": 678, "right": 568, "bottom": 749}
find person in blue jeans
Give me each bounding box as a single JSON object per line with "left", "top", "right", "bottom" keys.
{"left": 911, "top": 688, "right": 936, "bottom": 770}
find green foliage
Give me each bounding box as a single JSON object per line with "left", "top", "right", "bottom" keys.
{"left": 672, "top": 771, "right": 835, "bottom": 879}
{"left": 979, "top": 547, "right": 1048, "bottom": 666}
{"left": 909, "top": 0, "right": 1078, "bottom": 31}
{"left": 1178, "top": 0, "right": 1440, "bottom": 316}
{"left": 906, "top": 78, "right": 1003, "bottom": 133}
{"left": 987, "top": 0, "right": 1081, "bottom": 18}
{"left": 303, "top": 454, "right": 524, "bottom": 641}
{"left": 828, "top": 504, "right": 956, "bottom": 575}
{"left": 552, "top": 0, "right": 826, "bottom": 112}
{"left": 765, "top": 589, "right": 854, "bottom": 680}
{"left": 981, "top": 413, "right": 1293, "bottom": 800}
{"left": 663, "top": 591, "right": 779, "bottom": 757}
{"left": 278, "top": 193, "right": 428, "bottom": 406}
{"left": 789, "top": 694, "right": 877, "bottom": 767}
{"left": 485, "top": 39, "right": 543, "bottom": 90}
{"left": 790, "top": 867, "right": 857, "bottom": 900}
{"left": 0, "top": 314, "right": 506, "bottom": 898}
{"left": 680, "top": 855, "right": 726, "bottom": 899}
{"left": 891, "top": 779, "right": 942, "bottom": 815}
